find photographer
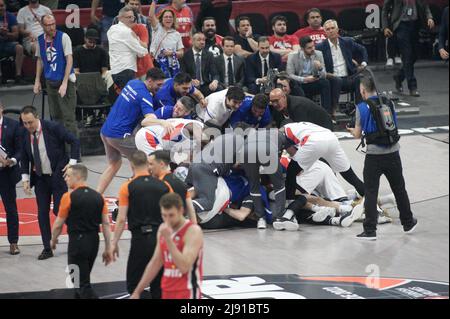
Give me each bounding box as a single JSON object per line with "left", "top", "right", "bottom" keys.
{"left": 347, "top": 76, "right": 417, "bottom": 241}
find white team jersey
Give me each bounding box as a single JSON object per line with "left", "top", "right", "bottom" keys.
{"left": 283, "top": 122, "right": 332, "bottom": 146}
{"left": 195, "top": 89, "right": 234, "bottom": 127}
{"left": 135, "top": 119, "right": 203, "bottom": 154}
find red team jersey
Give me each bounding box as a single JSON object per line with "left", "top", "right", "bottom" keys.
{"left": 293, "top": 27, "right": 327, "bottom": 45}
{"left": 160, "top": 220, "right": 203, "bottom": 299}
{"left": 268, "top": 34, "right": 299, "bottom": 50}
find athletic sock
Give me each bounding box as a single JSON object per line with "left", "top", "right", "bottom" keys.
{"left": 283, "top": 209, "right": 294, "bottom": 220}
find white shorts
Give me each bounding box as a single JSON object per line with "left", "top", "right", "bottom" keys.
{"left": 196, "top": 177, "right": 231, "bottom": 224}
{"left": 292, "top": 133, "right": 351, "bottom": 173}
{"left": 135, "top": 127, "right": 163, "bottom": 155}
{"left": 297, "top": 161, "right": 347, "bottom": 201}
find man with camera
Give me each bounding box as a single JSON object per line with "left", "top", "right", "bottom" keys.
{"left": 347, "top": 76, "right": 417, "bottom": 241}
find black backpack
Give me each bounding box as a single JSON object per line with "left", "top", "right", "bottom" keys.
{"left": 364, "top": 97, "right": 400, "bottom": 146}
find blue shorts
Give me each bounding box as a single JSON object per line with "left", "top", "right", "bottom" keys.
{"left": 0, "top": 41, "right": 17, "bottom": 58}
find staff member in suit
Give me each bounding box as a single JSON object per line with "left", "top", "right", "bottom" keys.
{"left": 0, "top": 101, "right": 22, "bottom": 255}
{"left": 180, "top": 32, "right": 220, "bottom": 97}
{"left": 245, "top": 36, "right": 283, "bottom": 94}
{"left": 316, "top": 20, "right": 368, "bottom": 116}
{"left": 20, "top": 105, "right": 80, "bottom": 260}
{"left": 214, "top": 36, "right": 245, "bottom": 90}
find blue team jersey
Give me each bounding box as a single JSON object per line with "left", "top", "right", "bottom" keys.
{"left": 357, "top": 96, "right": 398, "bottom": 135}
{"left": 155, "top": 105, "right": 192, "bottom": 120}
{"left": 101, "top": 80, "right": 155, "bottom": 138}
{"left": 230, "top": 96, "right": 271, "bottom": 128}
{"left": 154, "top": 78, "right": 195, "bottom": 110}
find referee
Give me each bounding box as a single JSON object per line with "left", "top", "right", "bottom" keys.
{"left": 51, "top": 164, "right": 112, "bottom": 299}
{"left": 111, "top": 150, "right": 173, "bottom": 299}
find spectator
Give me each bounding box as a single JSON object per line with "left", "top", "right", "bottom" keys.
{"left": 268, "top": 15, "right": 300, "bottom": 64}
{"left": 39, "top": 0, "right": 57, "bottom": 10}
{"left": 293, "top": 8, "right": 327, "bottom": 45}
{"left": 91, "top": 0, "right": 125, "bottom": 48}
{"left": 438, "top": 6, "right": 448, "bottom": 60}
{"left": 17, "top": 0, "right": 52, "bottom": 56}
{"left": 269, "top": 88, "right": 333, "bottom": 130}
{"left": 34, "top": 14, "right": 77, "bottom": 136}
{"left": 112, "top": 0, "right": 149, "bottom": 26}
{"left": 195, "top": 86, "right": 245, "bottom": 129}
{"left": 98, "top": 68, "right": 166, "bottom": 194}
{"left": 154, "top": 72, "right": 206, "bottom": 110}
{"left": 0, "top": 0, "right": 26, "bottom": 84}
{"left": 149, "top": 0, "right": 184, "bottom": 75}
{"left": 202, "top": 17, "right": 223, "bottom": 57}
{"left": 154, "top": 95, "right": 195, "bottom": 119}
{"left": 196, "top": 0, "right": 232, "bottom": 37}
{"left": 316, "top": 20, "right": 368, "bottom": 117}
{"left": 245, "top": 36, "right": 283, "bottom": 95}
{"left": 20, "top": 105, "right": 80, "bottom": 260}
{"left": 157, "top": 0, "right": 194, "bottom": 50}
{"left": 287, "top": 36, "right": 331, "bottom": 114}
{"left": 180, "top": 32, "right": 219, "bottom": 96}
{"left": 129, "top": 7, "right": 153, "bottom": 80}
{"left": 73, "top": 28, "right": 109, "bottom": 75}
{"left": 214, "top": 36, "right": 245, "bottom": 90}
{"left": 382, "top": 0, "right": 434, "bottom": 97}
{"left": 107, "top": 6, "right": 148, "bottom": 90}
{"left": 230, "top": 94, "right": 271, "bottom": 129}
{"left": 274, "top": 72, "right": 304, "bottom": 97}
{"left": 234, "top": 16, "right": 259, "bottom": 58}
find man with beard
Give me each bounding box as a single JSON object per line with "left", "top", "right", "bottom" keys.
{"left": 202, "top": 17, "right": 223, "bottom": 57}
{"left": 293, "top": 8, "right": 327, "bottom": 45}
{"left": 268, "top": 15, "right": 300, "bottom": 64}
{"left": 73, "top": 28, "right": 109, "bottom": 75}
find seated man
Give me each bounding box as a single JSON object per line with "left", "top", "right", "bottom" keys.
{"left": 214, "top": 36, "right": 245, "bottom": 90}
{"left": 155, "top": 72, "right": 207, "bottom": 110}
{"left": 154, "top": 96, "right": 195, "bottom": 120}
{"left": 268, "top": 15, "right": 300, "bottom": 64}
{"left": 287, "top": 36, "right": 332, "bottom": 114}
{"left": 73, "top": 28, "right": 109, "bottom": 75}
{"left": 293, "top": 8, "right": 327, "bottom": 45}
{"left": 0, "top": 0, "right": 25, "bottom": 84}
{"left": 233, "top": 15, "right": 260, "bottom": 58}
{"left": 316, "top": 19, "right": 368, "bottom": 116}
{"left": 229, "top": 93, "right": 271, "bottom": 129}
{"left": 275, "top": 72, "right": 304, "bottom": 97}
{"left": 179, "top": 32, "right": 220, "bottom": 97}
{"left": 202, "top": 16, "right": 223, "bottom": 57}
{"left": 245, "top": 36, "right": 283, "bottom": 95}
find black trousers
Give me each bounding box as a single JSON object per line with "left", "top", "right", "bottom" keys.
{"left": 395, "top": 21, "right": 419, "bottom": 90}
{"left": 34, "top": 174, "right": 67, "bottom": 250}
{"left": 68, "top": 232, "right": 99, "bottom": 299}
{"left": 302, "top": 78, "right": 332, "bottom": 113}
{"left": 127, "top": 229, "right": 163, "bottom": 299}
{"left": 387, "top": 36, "right": 401, "bottom": 58}
{"left": 329, "top": 75, "right": 362, "bottom": 111}
{"left": 0, "top": 170, "right": 19, "bottom": 244}
{"left": 363, "top": 151, "right": 414, "bottom": 233}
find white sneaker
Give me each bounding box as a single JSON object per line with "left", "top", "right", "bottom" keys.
{"left": 257, "top": 217, "right": 267, "bottom": 229}
{"left": 339, "top": 204, "right": 354, "bottom": 214}
{"left": 351, "top": 197, "right": 365, "bottom": 222}
{"left": 330, "top": 217, "right": 341, "bottom": 226}
{"left": 378, "top": 194, "right": 396, "bottom": 206}
{"left": 395, "top": 56, "right": 402, "bottom": 65}
{"left": 273, "top": 216, "right": 299, "bottom": 231}
{"left": 312, "top": 206, "right": 336, "bottom": 223}
{"left": 386, "top": 58, "right": 394, "bottom": 67}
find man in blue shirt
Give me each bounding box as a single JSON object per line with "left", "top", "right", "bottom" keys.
{"left": 230, "top": 93, "right": 271, "bottom": 128}
{"left": 154, "top": 72, "right": 207, "bottom": 110}
{"left": 98, "top": 68, "right": 166, "bottom": 194}
{"left": 0, "top": 0, "right": 26, "bottom": 84}
{"left": 154, "top": 96, "right": 195, "bottom": 120}
{"left": 347, "top": 76, "right": 417, "bottom": 241}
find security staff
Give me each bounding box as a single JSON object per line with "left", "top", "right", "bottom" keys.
{"left": 148, "top": 150, "right": 197, "bottom": 224}
{"left": 110, "top": 150, "right": 173, "bottom": 298}
{"left": 51, "top": 165, "right": 112, "bottom": 299}
{"left": 347, "top": 76, "right": 417, "bottom": 241}
{"left": 0, "top": 101, "right": 22, "bottom": 255}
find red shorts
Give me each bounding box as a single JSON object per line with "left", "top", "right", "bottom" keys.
{"left": 162, "top": 290, "right": 200, "bottom": 299}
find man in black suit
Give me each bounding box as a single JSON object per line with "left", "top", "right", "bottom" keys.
{"left": 214, "top": 36, "right": 245, "bottom": 90}
{"left": 245, "top": 36, "right": 283, "bottom": 94}
{"left": 180, "top": 32, "right": 220, "bottom": 97}
{"left": 0, "top": 101, "right": 22, "bottom": 255}
{"left": 20, "top": 106, "right": 80, "bottom": 260}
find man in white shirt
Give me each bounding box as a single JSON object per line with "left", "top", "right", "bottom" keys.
{"left": 195, "top": 86, "right": 245, "bottom": 129}
{"left": 107, "top": 6, "right": 148, "bottom": 89}
{"left": 17, "top": 0, "right": 52, "bottom": 55}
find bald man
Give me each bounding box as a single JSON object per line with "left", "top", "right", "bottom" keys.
{"left": 269, "top": 88, "right": 333, "bottom": 130}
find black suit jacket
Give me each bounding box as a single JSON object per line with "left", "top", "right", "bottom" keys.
{"left": 245, "top": 52, "right": 283, "bottom": 93}
{"left": 180, "top": 48, "right": 219, "bottom": 85}
{"left": 272, "top": 95, "right": 333, "bottom": 131}
{"left": 382, "top": 0, "right": 433, "bottom": 31}
{"left": 214, "top": 54, "right": 245, "bottom": 89}
{"left": 21, "top": 120, "right": 80, "bottom": 187}
{"left": 0, "top": 116, "right": 22, "bottom": 185}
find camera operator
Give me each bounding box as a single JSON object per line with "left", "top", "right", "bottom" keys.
{"left": 347, "top": 76, "right": 417, "bottom": 241}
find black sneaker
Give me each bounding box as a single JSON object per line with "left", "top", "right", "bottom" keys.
{"left": 38, "top": 249, "right": 54, "bottom": 260}
{"left": 403, "top": 218, "right": 418, "bottom": 234}
{"left": 273, "top": 216, "right": 299, "bottom": 231}
{"left": 356, "top": 231, "right": 377, "bottom": 241}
